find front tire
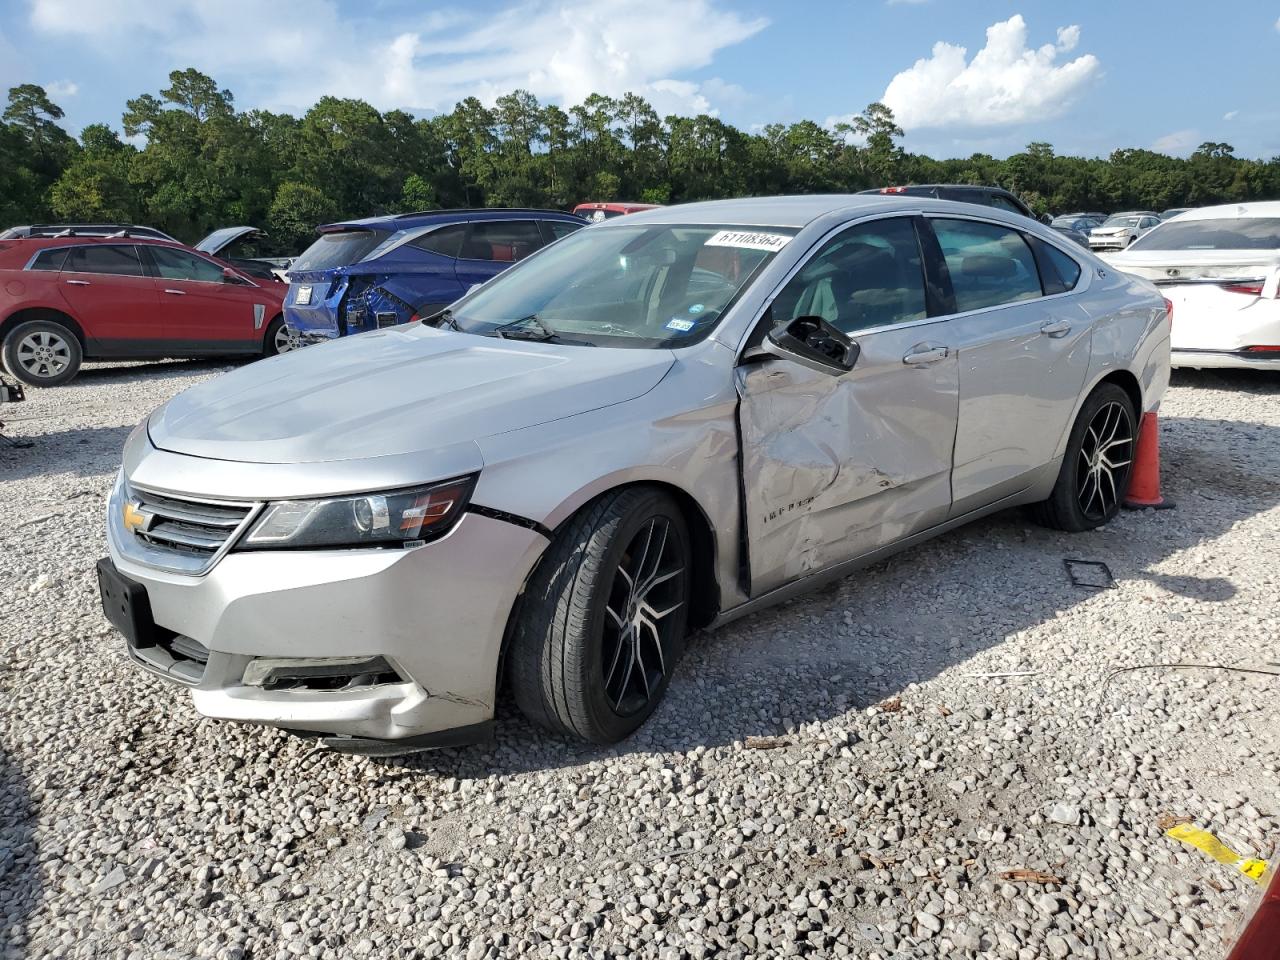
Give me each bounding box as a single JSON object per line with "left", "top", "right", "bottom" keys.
{"left": 2, "top": 319, "right": 83, "bottom": 387}
{"left": 1033, "top": 383, "right": 1136, "bottom": 532}
{"left": 509, "top": 488, "right": 691, "bottom": 743}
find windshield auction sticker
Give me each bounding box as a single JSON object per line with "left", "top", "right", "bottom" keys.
{"left": 705, "top": 230, "right": 792, "bottom": 252}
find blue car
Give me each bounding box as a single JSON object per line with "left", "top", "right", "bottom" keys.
{"left": 285, "top": 208, "right": 586, "bottom": 341}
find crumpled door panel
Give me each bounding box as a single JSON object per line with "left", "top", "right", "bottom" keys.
{"left": 736, "top": 323, "right": 959, "bottom": 596}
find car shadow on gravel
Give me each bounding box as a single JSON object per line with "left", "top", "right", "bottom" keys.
{"left": 76, "top": 359, "right": 235, "bottom": 382}
{"left": 0, "top": 424, "right": 133, "bottom": 482}
{"left": 0, "top": 751, "right": 39, "bottom": 957}
{"left": 368, "top": 407, "right": 1280, "bottom": 779}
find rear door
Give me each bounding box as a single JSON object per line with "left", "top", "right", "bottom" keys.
{"left": 453, "top": 220, "right": 545, "bottom": 291}
{"left": 57, "top": 244, "right": 162, "bottom": 354}
{"left": 144, "top": 246, "right": 262, "bottom": 352}
{"left": 924, "top": 216, "right": 1093, "bottom": 513}
{"left": 737, "top": 215, "right": 960, "bottom": 595}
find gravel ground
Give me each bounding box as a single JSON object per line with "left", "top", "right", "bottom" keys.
{"left": 1, "top": 359, "right": 1278, "bottom": 960}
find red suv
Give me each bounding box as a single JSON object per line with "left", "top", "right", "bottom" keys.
{"left": 0, "top": 235, "right": 288, "bottom": 386}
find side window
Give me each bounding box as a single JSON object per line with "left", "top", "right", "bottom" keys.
{"left": 460, "top": 221, "right": 543, "bottom": 262}
{"left": 1043, "top": 243, "right": 1082, "bottom": 292}
{"left": 29, "top": 247, "right": 70, "bottom": 271}
{"left": 931, "top": 219, "right": 1042, "bottom": 312}
{"left": 1141, "top": 217, "right": 1157, "bottom": 229}
{"left": 988, "top": 194, "right": 1025, "bottom": 216}
{"left": 771, "top": 217, "right": 927, "bottom": 335}
{"left": 64, "top": 244, "right": 146, "bottom": 277}
{"left": 409, "top": 224, "right": 466, "bottom": 258}
{"left": 542, "top": 220, "right": 583, "bottom": 243}
{"left": 149, "top": 247, "right": 226, "bottom": 283}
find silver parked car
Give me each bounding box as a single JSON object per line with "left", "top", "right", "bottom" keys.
{"left": 98, "top": 196, "right": 1171, "bottom": 750}
{"left": 1090, "top": 212, "right": 1161, "bottom": 252}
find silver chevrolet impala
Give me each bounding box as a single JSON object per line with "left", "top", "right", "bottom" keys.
{"left": 98, "top": 196, "right": 1171, "bottom": 750}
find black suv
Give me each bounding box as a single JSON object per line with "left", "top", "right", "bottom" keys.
{"left": 859, "top": 185, "right": 1044, "bottom": 222}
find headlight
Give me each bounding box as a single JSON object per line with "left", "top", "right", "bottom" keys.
{"left": 238, "top": 475, "right": 476, "bottom": 550}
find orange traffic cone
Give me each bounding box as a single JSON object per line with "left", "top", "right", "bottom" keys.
{"left": 1123, "top": 411, "right": 1175, "bottom": 510}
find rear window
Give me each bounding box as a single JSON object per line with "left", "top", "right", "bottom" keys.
{"left": 408, "top": 224, "right": 467, "bottom": 258}
{"left": 460, "top": 221, "right": 543, "bottom": 262}
{"left": 29, "top": 247, "right": 70, "bottom": 271}
{"left": 64, "top": 244, "right": 146, "bottom": 277}
{"left": 1130, "top": 217, "right": 1280, "bottom": 251}
{"left": 291, "top": 229, "right": 391, "bottom": 272}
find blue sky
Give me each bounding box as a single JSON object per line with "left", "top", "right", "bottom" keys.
{"left": 2, "top": 0, "right": 1278, "bottom": 160}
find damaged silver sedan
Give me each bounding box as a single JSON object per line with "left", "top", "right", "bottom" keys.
{"left": 98, "top": 195, "right": 1170, "bottom": 750}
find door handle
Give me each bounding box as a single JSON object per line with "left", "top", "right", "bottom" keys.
{"left": 1040, "top": 319, "right": 1072, "bottom": 338}
{"left": 163, "top": 289, "right": 186, "bottom": 296}
{"left": 65, "top": 279, "right": 90, "bottom": 286}
{"left": 903, "top": 345, "right": 949, "bottom": 365}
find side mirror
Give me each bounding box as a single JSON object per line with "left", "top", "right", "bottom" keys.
{"left": 764, "top": 315, "right": 859, "bottom": 375}
{"left": 1039, "top": 213, "right": 1053, "bottom": 225}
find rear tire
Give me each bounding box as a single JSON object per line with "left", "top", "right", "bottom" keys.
{"left": 2, "top": 319, "right": 83, "bottom": 387}
{"left": 509, "top": 487, "right": 691, "bottom": 743}
{"left": 263, "top": 316, "right": 299, "bottom": 356}
{"left": 1033, "top": 383, "right": 1136, "bottom": 532}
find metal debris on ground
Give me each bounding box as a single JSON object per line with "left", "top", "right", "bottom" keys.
{"left": 743, "top": 735, "right": 789, "bottom": 750}
{"left": 876, "top": 696, "right": 903, "bottom": 713}
{"left": 1064, "top": 558, "right": 1116, "bottom": 590}
{"left": 998, "top": 868, "right": 1064, "bottom": 884}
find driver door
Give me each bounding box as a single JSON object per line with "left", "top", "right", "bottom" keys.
{"left": 736, "top": 216, "right": 960, "bottom": 596}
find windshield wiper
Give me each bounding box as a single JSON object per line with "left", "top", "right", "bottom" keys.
{"left": 493, "top": 315, "right": 561, "bottom": 342}
{"left": 428, "top": 308, "right": 459, "bottom": 331}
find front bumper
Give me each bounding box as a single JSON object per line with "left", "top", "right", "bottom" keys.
{"left": 104, "top": 479, "right": 547, "bottom": 746}
{"left": 1171, "top": 349, "right": 1280, "bottom": 371}
{"left": 1090, "top": 238, "right": 1129, "bottom": 251}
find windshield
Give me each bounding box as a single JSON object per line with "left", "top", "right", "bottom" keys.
{"left": 1130, "top": 217, "right": 1280, "bottom": 252}
{"left": 291, "top": 228, "right": 391, "bottom": 273}
{"left": 1102, "top": 216, "right": 1142, "bottom": 228}
{"left": 442, "top": 223, "right": 795, "bottom": 348}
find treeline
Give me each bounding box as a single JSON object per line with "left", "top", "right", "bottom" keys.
{"left": 3, "top": 69, "right": 1279, "bottom": 255}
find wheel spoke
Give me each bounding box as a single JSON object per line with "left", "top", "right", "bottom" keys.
{"left": 639, "top": 615, "right": 666, "bottom": 675}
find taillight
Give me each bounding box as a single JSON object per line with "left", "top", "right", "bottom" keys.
{"left": 1220, "top": 281, "right": 1265, "bottom": 296}
{"left": 1163, "top": 297, "right": 1173, "bottom": 329}
{"left": 409, "top": 313, "right": 419, "bottom": 324}
{"left": 1242, "top": 345, "right": 1280, "bottom": 353}
{"left": 880, "top": 186, "right": 907, "bottom": 194}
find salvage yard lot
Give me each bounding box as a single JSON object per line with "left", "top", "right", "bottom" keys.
{"left": 1, "top": 361, "right": 1278, "bottom": 960}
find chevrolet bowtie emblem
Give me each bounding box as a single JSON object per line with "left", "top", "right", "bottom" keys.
{"left": 122, "top": 500, "right": 152, "bottom": 533}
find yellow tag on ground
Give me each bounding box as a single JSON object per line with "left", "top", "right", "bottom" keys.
{"left": 1166, "top": 823, "right": 1269, "bottom": 884}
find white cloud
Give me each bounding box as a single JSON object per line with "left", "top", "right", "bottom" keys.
{"left": 1224, "top": 110, "right": 1239, "bottom": 121}
{"left": 1152, "top": 129, "right": 1199, "bottom": 155}
{"left": 1275, "top": 15, "right": 1280, "bottom": 32}
{"left": 44, "top": 79, "right": 78, "bottom": 98}
{"left": 881, "top": 15, "right": 1100, "bottom": 129}
{"left": 28, "top": 0, "right": 768, "bottom": 118}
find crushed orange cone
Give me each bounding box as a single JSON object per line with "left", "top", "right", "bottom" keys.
{"left": 1123, "top": 411, "right": 1175, "bottom": 510}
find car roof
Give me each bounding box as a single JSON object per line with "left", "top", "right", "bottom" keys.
{"left": 604, "top": 194, "right": 1040, "bottom": 230}
{"left": 322, "top": 208, "right": 582, "bottom": 231}
{"left": 1171, "top": 201, "right": 1280, "bottom": 221}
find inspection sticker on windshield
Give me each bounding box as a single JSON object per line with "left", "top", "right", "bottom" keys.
{"left": 705, "top": 230, "right": 791, "bottom": 252}
{"left": 295, "top": 285, "right": 312, "bottom": 306}
{"left": 666, "top": 318, "right": 695, "bottom": 332}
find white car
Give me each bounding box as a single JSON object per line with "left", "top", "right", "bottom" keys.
{"left": 1089, "top": 212, "right": 1161, "bottom": 252}
{"left": 1105, "top": 202, "right": 1280, "bottom": 370}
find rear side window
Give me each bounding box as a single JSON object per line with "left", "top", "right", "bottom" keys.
{"left": 931, "top": 219, "right": 1042, "bottom": 312}
{"left": 988, "top": 194, "right": 1026, "bottom": 216}
{"left": 461, "top": 221, "right": 544, "bottom": 262}
{"left": 64, "top": 244, "right": 146, "bottom": 277}
{"left": 1043, "top": 243, "right": 1082, "bottom": 292}
{"left": 542, "top": 220, "right": 584, "bottom": 243}
{"left": 149, "top": 246, "right": 226, "bottom": 283}
{"left": 408, "top": 224, "right": 466, "bottom": 258}
{"left": 291, "top": 229, "right": 391, "bottom": 272}
{"left": 29, "top": 247, "right": 70, "bottom": 271}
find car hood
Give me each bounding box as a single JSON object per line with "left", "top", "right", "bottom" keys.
{"left": 148, "top": 324, "right": 675, "bottom": 464}
{"left": 195, "top": 226, "right": 262, "bottom": 257}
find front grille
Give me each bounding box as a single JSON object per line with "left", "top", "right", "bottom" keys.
{"left": 123, "top": 485, "right": 257, "bottom": 574}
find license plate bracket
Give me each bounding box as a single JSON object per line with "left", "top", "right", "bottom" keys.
{"left": 96, "top": 558, "right": 163, "bottom": 648}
